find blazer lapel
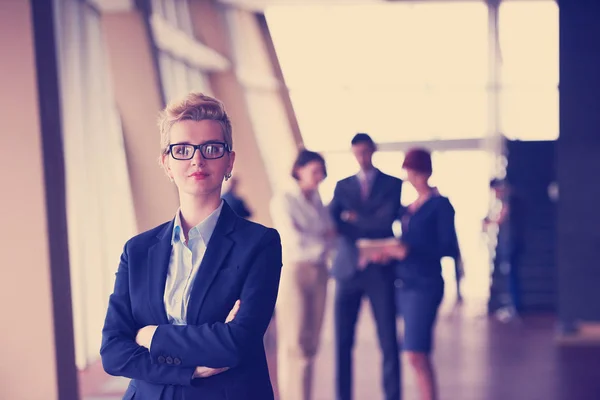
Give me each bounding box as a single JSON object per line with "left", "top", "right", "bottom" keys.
{"left": 351, "top": 175, "right": 364, "bottom": 205}
{"left": 186, "top": 203, "right": 236, "bottom": 325}
{"left": 147, "top": 221, "right": 173, "bottom": 324}
{"left": 366, "top": 170, "right": 390, "bottom": 205}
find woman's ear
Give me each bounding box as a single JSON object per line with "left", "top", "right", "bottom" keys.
{"left": 160, "top": 153, "right": 173, "bottom": 181}
{"left": 227, "top": 151, "right": 236, "bottom": 174}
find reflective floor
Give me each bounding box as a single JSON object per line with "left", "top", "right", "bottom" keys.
{"left": 81, "top": 285, "right": 600, "bottom": 400}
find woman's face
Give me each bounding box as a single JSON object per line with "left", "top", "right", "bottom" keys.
{"left": 296, "top": 160, "right": 326, "bottom": 191}
{"left": 162, "top": 119, "right": 235, "bottom": 198}
{"left": 405, "top": 168, "right": 428, "bottom": 188}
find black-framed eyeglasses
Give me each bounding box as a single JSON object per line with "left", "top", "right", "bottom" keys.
{"left": 169, "top": 142, "right": 231, "bottom": 160}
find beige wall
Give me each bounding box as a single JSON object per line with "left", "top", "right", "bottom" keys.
{"left": 0, "top": 1, "right": 59, "bottom": 399}
{"left": 189, "top": 0, "right": 275, "bottom": 226}
{"left": 257, "top": 14, "right": 304, "bottom": 150}
{"left": 102, "top": 12, "right": 180, "bottom": 232}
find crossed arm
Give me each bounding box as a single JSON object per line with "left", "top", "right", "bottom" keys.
{"left": 135, "top": 301, "right": 241, "bottom": 378}
{"left": 100, "top": 229, "right": 282, "bottom": 385}
{"left": 329, "top": 181, "right": 403, "bottom": 241}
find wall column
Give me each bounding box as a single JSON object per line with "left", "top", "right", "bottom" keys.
{"left": 188, "top": 0, "right": 277, "bottom": 225}
{"left": 102, "top": 10, "right": 179, "bottom": 231}
{"left": 557, "top": 0, "right": 600, "bottom": 331}
{"left": 0, "top": 0, "right": 78, "bottom": 398}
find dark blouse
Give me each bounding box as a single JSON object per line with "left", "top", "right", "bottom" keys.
{"left": 398, "top": 195, "right": 459, "bottom": 282}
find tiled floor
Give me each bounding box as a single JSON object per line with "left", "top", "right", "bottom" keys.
{"left": 81, "top": 285, "right": 600, "bottom": 400}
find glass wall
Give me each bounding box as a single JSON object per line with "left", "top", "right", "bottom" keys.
{"left": 266, "top": 2, "right": 489, "bottom": 150}
{"left": 266, "top": 0, "right": 559, "bottom": 147}
{"left": 266, "top": 0, "right": 559, "bottom": 301}
{"left": 499, "top": 1, "right": 559, "bottom": 140}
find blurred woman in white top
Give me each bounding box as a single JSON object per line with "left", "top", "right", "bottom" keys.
{"left": 271, "top": 149, "right": 335, "bottom": 400}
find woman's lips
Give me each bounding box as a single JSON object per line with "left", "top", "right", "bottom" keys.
{"left": 189, "top": 172, "right": 209, "bottom": 180}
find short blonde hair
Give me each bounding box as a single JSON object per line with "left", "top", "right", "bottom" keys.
{"left": 158, "top": 92, "right": 233, "bottom": 156}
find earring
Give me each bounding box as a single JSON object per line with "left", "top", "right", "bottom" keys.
{"left": 169, "top": 176, "right": 174, "bottom": 183}
{"left": 225, "top": 172, "right": 232, "bottom": 181}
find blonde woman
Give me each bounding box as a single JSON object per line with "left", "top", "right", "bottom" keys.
{"left": 271, "top": 150, "right": 334, "bottom": 400}
{"left": 101, "top": 93, "right": 283, "bottom": 400}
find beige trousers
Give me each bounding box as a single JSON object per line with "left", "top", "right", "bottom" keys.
{"left": 276, "top": 261, "right": 328, "bottom": 400}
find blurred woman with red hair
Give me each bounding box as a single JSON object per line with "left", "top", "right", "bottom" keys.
{"left": 383, "top": 148, "right": 459, "bottom": 400}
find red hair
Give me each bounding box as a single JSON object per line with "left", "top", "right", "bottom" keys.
{"left": 402, "top": 148, "right": 432, "bottom": 175}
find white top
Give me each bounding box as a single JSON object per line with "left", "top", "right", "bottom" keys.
{"left": 163, "top": 201, "right": 224, "bottom": 325}
{"left": 270, "top": 186, "right": 335, "bottom": 265}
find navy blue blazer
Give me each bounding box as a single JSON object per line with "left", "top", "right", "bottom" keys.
{"left": 100, "top": 202, "right": 282, "bottom": 400}
{"left": 398, "top": 195, "right": 459, "bottom": 284}
{"left": 329, "top": 170, "right": 403, "bottom": 280}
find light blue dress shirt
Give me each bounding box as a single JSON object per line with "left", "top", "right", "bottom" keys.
{"left": 163, "top": 201, "right": 224, "bottom": 325}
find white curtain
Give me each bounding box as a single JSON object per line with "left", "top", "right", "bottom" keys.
{"left": 53, "top": 0, "right": 137, "bottom": 370}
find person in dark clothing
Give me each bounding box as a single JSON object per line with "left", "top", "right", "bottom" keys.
{"left": 329, "top": 133, "right": 402, "bottom": 400}
{"left": 221, "top": 176, "right": 252, "bottom": 219}
{"left": 381, "top": 148, "right": 458, "bottom": 400}
{"left": 484, "top": 179, "right": 524, "bottom": 316}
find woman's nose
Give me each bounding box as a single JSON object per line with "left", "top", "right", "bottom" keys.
{"left": 191, "top": 149, "right": 205, "bottom": 166}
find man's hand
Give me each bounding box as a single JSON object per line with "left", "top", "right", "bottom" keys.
{"left": 136, "top": 325, "right": 158, "bottom": 349}
{"left": 341, "top": 210, "right": 358, "bottom": 223}
{"left": 226, "top": 300, "right": 241, "bottom": 323}
{"left": 193, "top": 366, "right": 229, "bottom": 378}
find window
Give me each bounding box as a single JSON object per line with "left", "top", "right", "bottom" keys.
{"left": 152, "top": 0, "right": 213, "bottom": 104}
{"left": 152, "top": 0, "right": 193, "bottom": 35}
{"left": 499, "top": 1, "right": 559, "bottom": 140}
{"left": 159, "top": 52, "right": 211, "bottom": 103}
{"left": 267, "top": 2, "right": 489, "bottom": 150}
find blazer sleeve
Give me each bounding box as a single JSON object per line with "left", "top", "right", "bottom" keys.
{"left": 438, "top": 200, "right": 460, "bottom": 259}
{"left": 270, "top": 194, "right": 303, "bottom": 250}
{"left": 329, "top": 181, "right": 358, "bottom": 240}
{"left": 100, "top": 242, "right": 196, "bottom": 385}
{"left": 148, "top": 229, "right": 283, "bottom": 369}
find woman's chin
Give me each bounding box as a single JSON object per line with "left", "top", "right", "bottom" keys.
{"left": 181, "top": 182, "right": 222, "bottom": 198}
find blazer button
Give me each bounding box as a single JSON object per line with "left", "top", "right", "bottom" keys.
{"left": 174, "top": 357, "right": 181, "bottom": 365}
{"left": 158, "top": 356, "right": 166, "bottom": 364}
{"left": 394, "top": 278, "right": 404, "bottom": 288}
{"left": 166, "top": 356, "right": 174, "bottom": 364}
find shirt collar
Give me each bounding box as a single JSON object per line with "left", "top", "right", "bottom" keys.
{"left": 290, "top": 183, "right": 321, "bottom": 204}
{"left": 172, "top": 201, "right": 224, "bottom": 245}
{"left": 358, "top": 168, "right": 378, "bottom": 182}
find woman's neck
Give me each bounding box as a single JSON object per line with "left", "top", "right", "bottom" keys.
{"left": 298, "top": 182, "right": 316, "bottom": 199}
{"left": 415, "top": 184, "right": 432, "bottom": 197}
{"left": 178, "top": 192, "right": 222, "bottom": 235}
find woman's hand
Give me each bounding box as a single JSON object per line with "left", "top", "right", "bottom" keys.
{"left": 325, "top": 229, "right": 337, "bottom": 240}
{"left": 368, "top": 251, "right": 392, "bottom": 265}
{"left": 226, "top": 300, "right": 241, "bottom": 323}
{"left": 384, "top": 242, "right": 408, "bottom": 261}
{"left": 341, "top": 210, "right": 358, "bottom": 223}
{"left": 193, "top": 366, "right": 229, "bottom": 378}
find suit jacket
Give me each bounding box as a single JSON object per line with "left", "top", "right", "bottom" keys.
{"left": 329, "top": 170, "right": 403, "bottom": 280}
{"left": 100, "top": 202, "right": 282, "bottom": 400}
